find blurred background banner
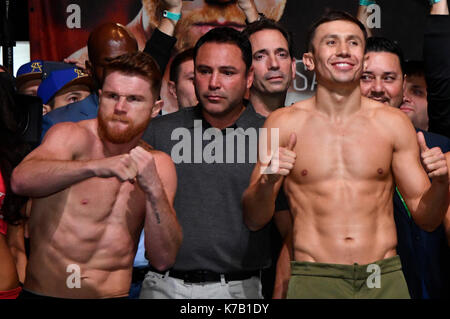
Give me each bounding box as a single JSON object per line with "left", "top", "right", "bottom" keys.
{"left": 26, "top": 0, "right": 429, "bottom": 102}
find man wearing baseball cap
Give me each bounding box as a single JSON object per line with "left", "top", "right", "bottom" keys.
{"left": 15, "top": 60, "right": 44, "bottom": 96}
{"left": 37, "top": 66, "right": 94, "bottom": 115}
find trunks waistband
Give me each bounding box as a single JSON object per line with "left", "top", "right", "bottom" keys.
{"left": 290, "top": 255, "right": 402, "bottom": 280}
{"left": 0, "top": 286, "right": 22, "bottom": 299}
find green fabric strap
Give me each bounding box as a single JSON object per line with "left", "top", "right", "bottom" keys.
{"left": 396, "top": 187, "right": 411, "bottom": 219}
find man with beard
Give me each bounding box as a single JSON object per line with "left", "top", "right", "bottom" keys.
{"left": 10, "top": 51, "right": 182, "bottom": 299}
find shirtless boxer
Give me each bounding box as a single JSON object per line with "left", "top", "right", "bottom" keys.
{"left": 11, "top": 51, "right": 182, "bottom": 299}
{"left": 242, "top": 11, "right": 449, "bottom": 298}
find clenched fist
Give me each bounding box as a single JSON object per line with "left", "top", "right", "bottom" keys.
{"left": 129, "top": 146, "right": 160, "bottom": 193}
{"left": 261, "top": 132, "right": 297, "bottom": 184}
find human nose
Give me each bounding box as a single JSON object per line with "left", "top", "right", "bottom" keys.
{"left": 371, "top": 78, "right": 385, "bottom": 95}
{"left": 268, "top": 53, "right": 280, "bottom": 70}
{"left": 403, "top": 89, "right": 412, "bottom": 104}
{"left": 336, "top": 42, "right": 350, "bottom": 57}
{"left": 114, "top": 96, "right": 128, "bottom": 114}
{"left": 208, "top": 71, "right": 220, "bottom": 90}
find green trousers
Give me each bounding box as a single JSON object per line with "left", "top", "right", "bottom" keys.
{"left": 287, "top": 255, "right": 410, "bottom": 299}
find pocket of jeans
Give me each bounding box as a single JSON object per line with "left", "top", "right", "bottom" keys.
{"left": 143, "top": 271, "right": 166, "bottom": 287}
{"left": 228, "top": 277, "right": 262, "bottom": 299}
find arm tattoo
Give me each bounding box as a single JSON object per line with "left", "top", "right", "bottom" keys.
{"left": 149, "top": 196, "right": 162, "bottom": 225}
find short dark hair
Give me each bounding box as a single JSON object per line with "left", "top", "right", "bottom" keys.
{"left": 242, "top": 18, "right": 294, "bottom": 58}
{"left": 169, "top": 48, "right": 195, "bottom": 83}
{"left": 365, "top": 37, "right": 405, "bottom": 74}
{"left": 103, "top": 51, "right": 162, "bottom": 97}
{"left": 194, "top": 27, "right": 253, "bottom": 72}
{"left": 404, "top": 60, "right": 424, "bottom": 78}
{"left": 306, "top": 10, "right": 368, "bottom": 53}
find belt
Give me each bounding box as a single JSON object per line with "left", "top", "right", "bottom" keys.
{"left": 132, "top": 266, "right": 150, "bottom": 283}
{"left": 148, "top": 266, "right": 260, "bottom": 284}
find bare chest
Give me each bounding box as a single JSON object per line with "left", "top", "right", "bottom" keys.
{"left": 68, "top": 177, "right": 146, "bottom": 226}
{"left": 287, "top": 116, "right": 393, "bottom": 184}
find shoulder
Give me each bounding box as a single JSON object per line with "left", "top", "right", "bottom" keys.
{"left": 143, "top": 108, "right": 195, "bottom": 142}
{"left": 30, "top": 120, "right": 96, "bottom": 160}
{"left": 42, "top": 120, "right": 95, "bottom": 147}
{"left": 365, "top": 99, "right": 418, "bottom": 147}
{"left": 368, "top": 98, "right": 414, "bottom": 131}
{"left": 265, "top": 98, "right": 313, "bottom": 127}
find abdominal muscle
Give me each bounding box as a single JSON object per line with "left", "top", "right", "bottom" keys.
{"left": 24, "top": 179, "right": 144, "bottom": 298}
{"left": 287, "top": 179, "right": 398, "bottom": 265}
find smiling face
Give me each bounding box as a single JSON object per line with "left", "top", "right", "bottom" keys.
{"left": 360, "top": 51, "right": 404, "bottom": 108}
{"left": 304, "top": 20, "right": 365, "bottom": 87}
{"left": 143, "top": 0, "right": 286, "bottom": 52}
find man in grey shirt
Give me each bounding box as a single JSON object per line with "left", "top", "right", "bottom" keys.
{"left": 140, "top": 27, "right": 273, "bottom": 299}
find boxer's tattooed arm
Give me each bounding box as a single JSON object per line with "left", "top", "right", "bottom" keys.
{"left": 148, "top": 196, "right": 162, "bottom": 224}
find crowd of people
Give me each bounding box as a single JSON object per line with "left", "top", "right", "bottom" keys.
{"left": 0, "top": 0, "right": 449, "bottom": 300}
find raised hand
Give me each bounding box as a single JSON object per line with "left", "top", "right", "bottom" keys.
{"left": 63, "top": 58, "right": 86, "bottom": 71}
{"left": 237, "top": 0, "right": 260, "bottom": 23}
{"left": 262, "top": 132, "right": 297, "bottom": 184}
{"left": 92, "top": 154, "right": 138, "bottom": 183}
{"left": 129, "top": 146, "right": 160, "bottom": 193}
{"left": 417, "top": 131, "right": 449, "bottom": 181}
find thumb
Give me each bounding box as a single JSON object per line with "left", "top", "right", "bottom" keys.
{"left": 417, "top": 131, "right": 429, "bottom": 152}
{"left": 287, "top": 133, "right": 297, "bottom": 151}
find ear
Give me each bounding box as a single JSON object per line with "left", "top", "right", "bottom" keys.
{"left": 151, "top": 99, "right": 164, "bottom": 118}
{"left": 42, "top": 104, "right": 52, "bottom": 115}
{"left": 290, "top": 59, "right": 297, "bottom": 79}
{"left": 302, "top": 52, "right": 315, "bottom": 71}
{"left": 246, "top": 66, "right": 254, "bottom": 90}
{"left": 167, "top": 80, "right": 178, "bottom": 100}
